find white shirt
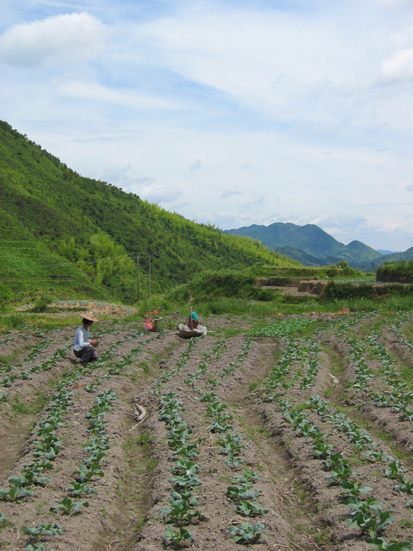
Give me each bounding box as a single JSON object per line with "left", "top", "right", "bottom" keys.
{"left": 73, "top": 326, "right": 90, "bottom": 351}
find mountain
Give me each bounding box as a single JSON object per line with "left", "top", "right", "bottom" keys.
{"left": 371, "top": 246, "right": 413, "bottom": 268}
{"left": 271, "top": 246, "right": 325, "bottom": 266}
{"left": 377, "top": 249, "right": 399, "bottom": 255}
{"left": 224, "top": 223, "right": 383, "bottom": 268}
{"left": 0, "top": 121, "right": 298, "bottom": 305}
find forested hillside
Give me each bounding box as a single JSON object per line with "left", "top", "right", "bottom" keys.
{"left": 371, "top": 246, "right": 413, "bottom": 268}
{"left": 224, "top": 222, "right": 383, "bottom": 268}
{"left": 0, "top": 121, "right": 298, "bottom": 305}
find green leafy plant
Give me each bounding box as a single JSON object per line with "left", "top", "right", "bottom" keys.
{"left": 0, "top": 511, "right": 8, "bottom": 526}
{"left": 384, "top": 460, "right": 409, "bottom": 480}
{"left": 50, "top": 497, "right": 89, "bottom": 515}
{"left": 25, "top": 544, "right": 47, "bottom": 551}
{"left": 340, "top": 480, "right": 373, "bottom": 499}
{"left": 347, "top": 497, "right": 394, "bottom": 536}
{"left": 64, "top": 481, "right": 96, "bottom": 496}
{"left": 164, "top": 526, "right": 195, "bottom": 547}
{"left": 236, "top": 500, "right": 269, "bottom": 517}
{"left": 368, "top": 536, "right": 411, "bottom": 551}
{"left": 22, "top": 522, "right": 63, "bottom": 539}
{"left": 228, "top": 522, "right": 267, "bottom": 544}
{"left": 160, "top": 494, "right": 204, "bottom": 525}
{"left": 0, "top": 476, "right": 33, "bottom": 502}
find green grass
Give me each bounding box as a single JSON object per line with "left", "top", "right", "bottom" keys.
{"left": 0, "top": 351, "right": 20, "bottom": 368}
{"left": 403, "top": 321, "right": 413, "bottom": 339}
{"left": 11, "top": 395, "right": 32, "bottom": 415}
{"left": 11, "top": 392, "right": 49, "bottom": 415}
{"left": 137, "top": 361, "right": 150, "bottom": 374}
{"left": 136, "top": 432, "right": 151, "bottom": 446}
{"left": 399, "top": 519, "right": 413, "bottom": 530}
{"left": 322, "top": 344, "right": 347, "bottom": 376}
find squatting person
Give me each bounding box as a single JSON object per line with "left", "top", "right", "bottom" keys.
{"left": 188, "top": 306, "right": 200, "bottom": 329}
{"left": 73, "top": 312, "right": 99, "bottom": 365}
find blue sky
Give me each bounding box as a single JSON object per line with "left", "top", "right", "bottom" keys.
{"left": 1, "top": 0, "right": 412, "bottom": 251}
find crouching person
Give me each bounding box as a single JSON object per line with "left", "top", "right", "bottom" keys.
{"left": 73, "top": 312, "right": 99, "bottom": 365}
{"left": 188, "top": 307, "right": 200, "bottom": 329}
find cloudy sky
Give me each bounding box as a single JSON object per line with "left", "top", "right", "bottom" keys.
{"left": 1, "top": 0, "right": 412, "bottom": 251}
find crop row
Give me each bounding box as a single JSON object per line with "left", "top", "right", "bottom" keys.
{"left": 0, "top": 343, "right": 71, "bottom": 396}
{"left": 0, "top": 331, "right": 155, "bottom": 549}
{"left": 0, "top": 328, "right": 149, "bottom": 399}
{"left": 307, "top": 395, "right": 413, "bottom": 503}
{"left": 152, "top": 338, "right": 199, "bottom": 396}
{"left": 390, "top": 312, "right": 413, "bottom": 351}
{"left": 250, "top": 317, "right": 317, "bottom": 339}
{"left": 52, "top": 389, "right": 118, "bottom": 515}
{"left": 154, "top": 332, "right": 268, "bottom": 546}
{"left": 258, "top": 336, "right": 320, "bottom": 402}
{"left": 200, "top": 389, "right": 268, "bottom": 544}
{"left": 0, "top": 339, "right": 52, "bottom": 377}
{"left": 187, "top": 336, "right": 268, "bottom": 545}
{"left": 323, "top": 311, "right": 377, "bottom": 337}
{"left": 251, "top": 328, "right": 412, "bottom": 550}
{"left": 183, "top": 340, "right": 226, "bottom": 388}
{"left": 220, "top": 337, "right": 252, "bottom": 378}
{"left": 345, "top": 333, "right": 413, "bottom": 422}
{"left": 158, "top": 391, "right": 204, "bottom": 546}
{"left": 279, "top": 401, "right": 407, "bottom": 550}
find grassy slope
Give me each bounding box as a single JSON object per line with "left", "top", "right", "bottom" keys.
{"left": 0, "top": 208, "right": 111, "bottom": 304}
{"left": 0, "top": 121, "right": 299, "bottom": 304}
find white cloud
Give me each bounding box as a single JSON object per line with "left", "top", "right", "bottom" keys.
{"left": 0, "top": 1, "right": 412, "bottom": 251}
{"left": 382, "top": 48, "right": 413, "bottom": 79}
{"left": 140, "top": 184, "right": 183, "bottom": 204}
{"left": 60, "top": 80, "right": 178, "bottom": 110}
{"left": 99, "top": 164, "right": 155, "bottom": 193}
{"left": 0, "top": 12, "right": 107, "bottom": 67}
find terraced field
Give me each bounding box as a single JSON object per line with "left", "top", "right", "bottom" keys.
{"left": 0, "top": 311, "right": 412, "bottom": 551}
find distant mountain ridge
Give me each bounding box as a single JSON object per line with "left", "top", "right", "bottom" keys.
{"left": 371, "top": 247, "right": 413, "bottom": 268}
{"left": 224, "top": 222, "right": 412, "bottom": 269}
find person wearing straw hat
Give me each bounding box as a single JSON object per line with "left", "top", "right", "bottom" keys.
{"left": 73, "top": 312, "right": 99, "bottom": 365}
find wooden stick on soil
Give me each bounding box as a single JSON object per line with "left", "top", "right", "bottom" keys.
{"left": 134, "top": 403, "right": 147, "bottom": 421}
{"left": 128, "top": 403, "right": 148, "bottom": 431}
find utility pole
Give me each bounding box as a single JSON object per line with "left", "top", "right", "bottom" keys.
{"left": 148, "top": 255, "right": 151, "bottom": 299}
{"left": 136, "top": 255, "right": 140, "bottom": 302}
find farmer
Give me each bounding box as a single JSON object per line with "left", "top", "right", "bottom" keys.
{"left": 73, "top": 312, "right": 99, "bottom": 365}
{"left": 188, "top": 307, "right": 200, "bottom": 329}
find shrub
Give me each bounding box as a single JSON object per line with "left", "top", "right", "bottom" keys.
{"left": 376, "top": 261, "right": 413, "bottom": 284}
{"left": 30, "top": 296, "right": 53, "bottom": 313}
{"left": 322, "top": 282, "right": 413, "bottom": 301}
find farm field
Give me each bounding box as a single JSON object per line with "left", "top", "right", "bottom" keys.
{"left": 0, "top": 311, "right": 412, "bottom": 551}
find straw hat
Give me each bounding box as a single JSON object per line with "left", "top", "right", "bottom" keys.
{"left": 82, "top": 311, "right": 99, "bottom": 322}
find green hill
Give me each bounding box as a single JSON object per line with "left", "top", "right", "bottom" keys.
{"left": 0, "top": 121, "right": 299, "bottom": 306}
{"left": 272, "top": 246, "right": 325, "bottom": 266}
{"left": 224, "top": 223, "right": 383, "bottom": 268}
{"left": 371, "top": 246, "right": 413, "bottom": 268}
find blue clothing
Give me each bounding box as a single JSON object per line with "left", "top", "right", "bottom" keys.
{"left": 74, "top": 325, "right": 91, "bottom": 352}
{"left": 189, "top": 311, "right": 199, "bottom": 320}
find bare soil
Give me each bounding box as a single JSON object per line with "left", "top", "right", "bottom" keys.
{"left": 0, "top": 310, "right": 412, "bottom": 551}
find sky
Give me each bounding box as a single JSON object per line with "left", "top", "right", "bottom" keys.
{"left": 1, "top": 0, "right": 412, "bottom": 252}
